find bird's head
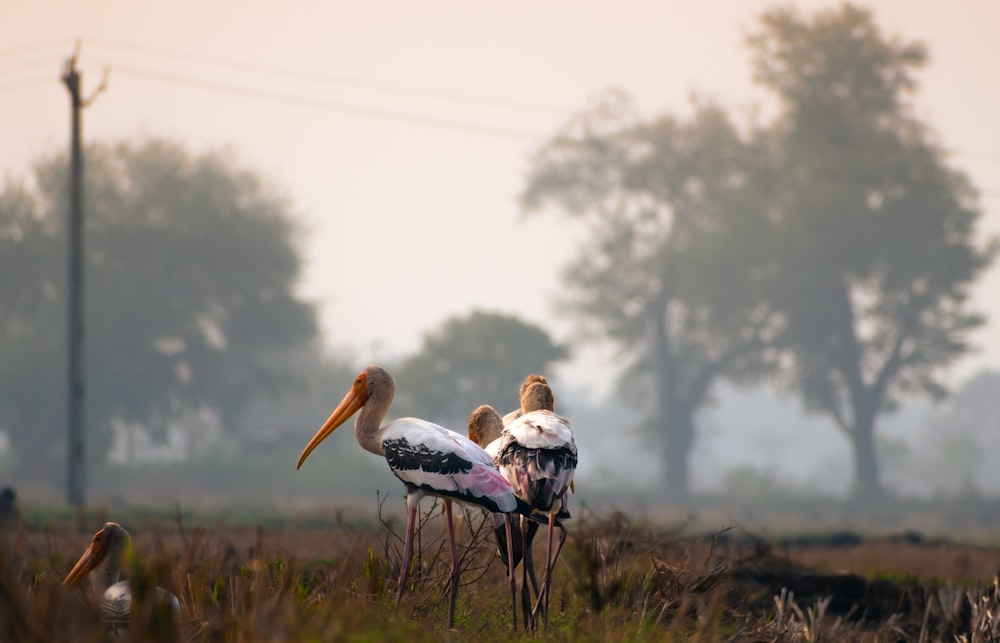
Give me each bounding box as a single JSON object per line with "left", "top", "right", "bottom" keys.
{"left": 296, "top": 366, "right": 391, "bottom": 470}
{"left": 467, "top": 404, "right": 503, "bottom": 448}
{"left": 519, "top": 373, "right": 548, "bottom": 398}
{"left": 63, "top": 522, "right": 132, "bottom": 588}
{"left": 521, "top": 381, "right": 555, "bottom": 413}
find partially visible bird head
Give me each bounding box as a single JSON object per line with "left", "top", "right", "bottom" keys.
{"left": 521, "top": 381, "right": 555, "bottom": 413}
{"left": 467, "top": 404, "right": 503, "bottom": 447}
{"left": 520, "top": 373, "right": 548, "bottom": 397}
{"left": 63, "top": 522, "right": 132, "bottom": 588}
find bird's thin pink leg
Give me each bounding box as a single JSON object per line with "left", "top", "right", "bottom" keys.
{"left": 504, "top": 514, "right": 517, "bottom": 630}
{"left": 534, "top": 512, "right": 557, "bottom": 627}
{"left": 520, "top": 516, "right": 533, "bottom": 630}
{"left": 536, "top": 520, "right": 568, "bottom": 621}
{"left": 444, "top": 499, "right": 459, "bottom": 629}
{"left": 552, "top": 524, "right": 568, "bottom": 574}
{"left": 395, "top": 502, "right": 418, "bottom": 615}
{"left": 524, "top": 524, "right": 540, "bottom": 608}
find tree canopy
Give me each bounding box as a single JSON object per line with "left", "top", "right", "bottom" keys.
{"left": 749, "top": 4, "right": 995, "bottom": 497}
{"left": 522, "top": 91, "right": 778, "bottom": 498}
{"left": 392, "top": 310, "right": 568, "bottom": 429}
{"left": 520, "top": 3, "right": 995, "bottom": 499}
{"left": 0, "top": 138, "right": 317, "bottom": 480}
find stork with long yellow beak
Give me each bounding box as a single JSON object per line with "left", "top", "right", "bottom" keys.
{"left": 296, "top": 365, "right": 526, "bottom": 629}
{"left": 63, "top": 522, "right": 181, "bottom": 631}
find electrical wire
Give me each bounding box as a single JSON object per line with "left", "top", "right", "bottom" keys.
{"left": 0, "top": 57, "right": 64, "bottom": 76}
{"left": 0, "top": 38, "right": 73, "bottom": 59}
{"left": 101, "top": 62, "right": 1000, "bottom": 196}
{"left": 13, "top": 59, "right": 1000, "bottom": 196}
{"left": 5, "top": 40, "right": 1000, "bottom": 194}
{"left": 86, "top": 35, "right": 573, "bottom": 117}
{"left": 87, "top": 37, "right": 1000, "bottom": 168}
{"left": 109, "top": 63, "right": 547, "bottom": 141}
{"left": 11, "top": 36, "right": 1000, "bottom": 167}
{"left": 0, "top": 76, "right": 54, "bottom": 93}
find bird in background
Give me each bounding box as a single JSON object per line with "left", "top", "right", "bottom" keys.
{"left": 503, "top": 374, "right": 574, "bottom": 504}
{"left": 62, "top": 521, "right": 181, "bottom": 635}
{"left": 467, "top": 402, "right": 564, "bottom": 629}
{"left": 489, "top": 375, "right": 563, "bottom": 622}
{"left": 501, "top": 373, "right": 549, "bottom": 425}
{"left": 296, "top": 365, "right": 525, "bottom": 629}
{"left": 494, "top": 377, "right": 577, "bottom": 627}
{"left": 467, "top": 404, "right": 540, "bottom": 573}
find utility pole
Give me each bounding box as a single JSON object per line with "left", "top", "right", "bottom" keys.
{"left": 61, "top": 46, "right": 106, "bottom": 507}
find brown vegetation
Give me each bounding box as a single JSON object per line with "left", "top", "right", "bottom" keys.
{"left": 1, "top": 503, "right": 1000, "bottom": 641}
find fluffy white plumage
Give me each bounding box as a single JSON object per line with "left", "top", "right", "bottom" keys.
{"left": 492, "top": 378, "right": 577, "bottom": 627}
{"left": 495, "top": 409, "right": 576, "bottom": 514}
{"left": 502, "top": 410, "right": 575, "bottom": 452}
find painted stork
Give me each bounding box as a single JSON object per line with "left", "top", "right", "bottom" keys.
{"left": 295, "top": 365, "right": 522, "bottom": 629}
{"left": 467, "top": 403, "right": 553, "bottom": 629}
{"left": 467, "top": 404, "right": 537, "bottom": 574}
{"left": 500, "top": 373, "right": 549, "bottom": 425}
{"left": 62, "top": 522, "right": 181, "bottom": 632}
{"left": 494, "top": 380, "right": 577, "bottom": 625}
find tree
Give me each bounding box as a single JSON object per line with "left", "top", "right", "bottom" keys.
{"left": 521, "top": 91, "right": 779, "bottom": 499}
{"left": 238, "top": 341, "right": 358, "bottom": 444}
{"left": 749, "top": 4, "right": 996, "bottom": 498}
{"left": 0, "top": 179, "right": 66, "bottom": 477}
{"left": 0, "top": 139, "right": 317, "bottom": 479}
{"left": 886, "top": 370, "right": 1000, "bottom": 496}
{"left": 392, "top": 310, "right": 567, "bottom": 429}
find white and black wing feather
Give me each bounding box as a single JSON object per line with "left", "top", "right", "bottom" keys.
{"left": 381, "top": 418, "right": 523, "bottom": 514}
{"left": 496, "top": 410, "right": 577, "bottom": 515}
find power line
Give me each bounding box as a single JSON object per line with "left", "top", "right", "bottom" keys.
{"left": 71, "top": 37, "right": 1000, "bottom": 169}
{"left": 6, "top": 45, "right": 1000, "bottom": 195}
{"left": 23, "top": 59, "right": 1000, "bottom": 197}
{"left": 8, "top": 38, "right": 1000, "bottom": 167}
{"left": 87, "top": 35, "right": 572, "bottom": 117}
{"left": 0, "top": 38, "right": 74, "bottom": 60}
{"left": 0, "top": 76, "right": 53, "bottom": 93}
{"left": 109, "top": 63, "right": 546, "bottom": 142}
{"left": 0, "top": 56, "right": 63, "bottom": 76}
{"left": 86, "top": 62, "right": 1000, "bottom": 197}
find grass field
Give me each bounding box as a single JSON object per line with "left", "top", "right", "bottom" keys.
{"left": 3, "top": 501, "right": 1000, "bottom": 641}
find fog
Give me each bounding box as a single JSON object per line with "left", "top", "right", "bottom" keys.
{"left": 2, "top": 2, "right": 1000, "bottom": 521}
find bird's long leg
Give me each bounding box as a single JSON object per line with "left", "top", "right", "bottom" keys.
{"left": 444, "top": 499, "right": 459, "bottom": 629}
{"left": 504, "top": 514, "right": 517, "bottom": 631}
{"left": 523, "top": 523, "right": 540, "bottom": 612}
{"left": 551, "top": 523, "right": 568, "bottom": 577}
{"left": 520, "top": 516, "right": 533, "bottom": 630}
{"left": 395, "top": 500, "right": 419, "bottom": 615}
{"left": 534, "top": 520, "right": 568, "bottom": 622}
{"left": 534, "top": 512, "right": 557, "bottom": 627}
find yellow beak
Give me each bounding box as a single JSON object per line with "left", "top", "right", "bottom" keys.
{"left": 63, "top": 531, "right": 109, "bottom": 587}
{"left": 296, "top": 385, "right": 366, "bottom": 470}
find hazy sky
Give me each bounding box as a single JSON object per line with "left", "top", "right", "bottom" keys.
{"left": 4, "top": 1, "right": 999, "bottom": 397}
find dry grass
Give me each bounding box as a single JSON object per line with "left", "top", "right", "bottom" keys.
{"left": 1, "top": 503, "right": 1000, "bottom": 642}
